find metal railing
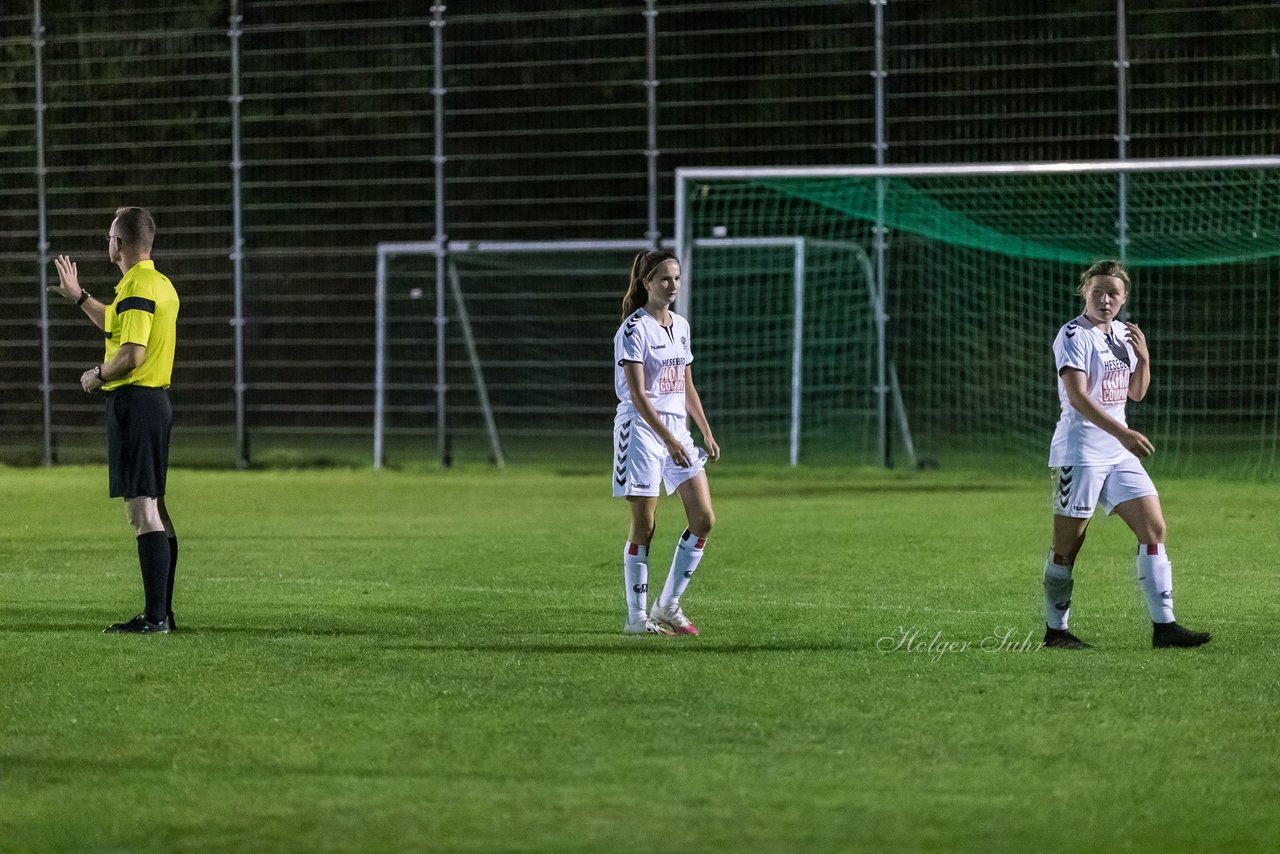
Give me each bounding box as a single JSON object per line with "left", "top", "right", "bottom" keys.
{"left": 0, "top": 0, "right": 1274, "bottom": 466}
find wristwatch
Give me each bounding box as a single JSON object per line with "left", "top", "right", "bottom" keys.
{"left": 93, "top": 365, "right": 103, "bottom": 381}
{"left": 76, "top": 290, "right": 91, "bottom": 306}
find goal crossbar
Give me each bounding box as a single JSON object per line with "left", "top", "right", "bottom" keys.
{"left": 676, "top": 155, "right": 1280, "bottom": 184}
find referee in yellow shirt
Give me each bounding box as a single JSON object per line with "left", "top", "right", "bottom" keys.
{"left": 50, "top": 207, "right": 181, "bottom": 634}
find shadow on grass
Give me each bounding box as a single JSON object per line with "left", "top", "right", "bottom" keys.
{"left": 163, "top": 625, "right": 393, "bottom": 638}
{"left": 0, "top": 624, "right": 860, "bottom": 651}
{"left": 1, "top": 753, "right": 174, "bottom": 775}
{"left": 0, "top": 621, "right": 394, "bottom": 638}
{"left": 0, "top": 603, "right": 860, "bottom": 651}
{"left": 376, "top": 639, "right": 859, "bottom": 654}
{"left": 0, "top": 622, "right": 116, "bottom": 634}
{"left": 724, "top": 482, "right": 1019, "bottom": 499}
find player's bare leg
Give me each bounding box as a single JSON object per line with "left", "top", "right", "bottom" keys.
{"left": 652, "top": 473, "right": 715, "bottom": 635}
{"left": 675, "top": 471, "right": 715, "bottom": 539}
{"left": 1043, "top": 514, "right": 1092, "bottom": 649}
{"left": 627, "top": 496, "right": 657, "bottom": 547}
{"left": 1113, "top": 496, "right": 1211, "bottom": 648}
{"left": 125, "top": 495, "right": 165, "bottom": 535}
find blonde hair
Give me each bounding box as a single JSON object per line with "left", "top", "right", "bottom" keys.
{"left": 1077, "top": 259, "right": 1130, "bottom": 296}
{"left": 620, "top": 249, "right": 678, "bottom": 319}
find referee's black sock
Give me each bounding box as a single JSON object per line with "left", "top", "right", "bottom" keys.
{"left": 166, "top": 536, "right": 179, "bottom": 616}
{"left": 136, "top": 532, "right": 171, "bottom": 625}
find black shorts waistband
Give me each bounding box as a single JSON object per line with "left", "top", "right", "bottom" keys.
{"left": 104, "top": 384, "right": 169, "bottom": 398}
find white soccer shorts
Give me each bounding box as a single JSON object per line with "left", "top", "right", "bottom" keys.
{"left": 612, "top": 411, "right": 708, "bottom": 498}
{"left": 1051, "top": 456, "right": 1158, "bottom": 518}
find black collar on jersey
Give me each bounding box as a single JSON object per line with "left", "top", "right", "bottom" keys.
{"left": 641, "top": 307, "right": 676, "bottom": 340}
{"left": 642, "top": 307, "right": 674, "bottom": 328}
{"left": 1078, "top": 314, "right": 1131, "bottom": 368}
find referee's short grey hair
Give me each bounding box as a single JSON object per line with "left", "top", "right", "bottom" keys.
{"left": 113, "top": 206, "right": 156, "bottom": 251}
{"left": 1077, "top": 259, "right": 1130, "bottom": 296}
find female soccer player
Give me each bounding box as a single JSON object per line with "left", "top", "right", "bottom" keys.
{"left": 1042, "top": 260, "right": 1211, "bottom": 649}
{"left": 613, "top": 249, "right": 719, "bottom": 635}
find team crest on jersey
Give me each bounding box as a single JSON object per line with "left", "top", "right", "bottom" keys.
{"left": 681, "top": 336, "right": 687, "bottom": 348}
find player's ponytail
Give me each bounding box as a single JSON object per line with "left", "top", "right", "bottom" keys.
{"left": 621, "top": 249, "right": 678, "bottom": 319}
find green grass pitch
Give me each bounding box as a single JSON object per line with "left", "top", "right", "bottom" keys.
{"left": 2, "top": 462, "right": 1278, "bottom": 852}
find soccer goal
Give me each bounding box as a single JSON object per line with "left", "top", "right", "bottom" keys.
{"left": 374, "top": 240, "right": 666, "bottom": 469}
{"left": 676, "top": 157, "right": 1280, "bottom": 475}
{"left": 374, "top": 241, "right": 505, "bottom": 470}
{"left": 682, "top": 236, "right": 912, "bottom": 467}
{"left": 374, "top": 238, "right": 888, "bottom": 469}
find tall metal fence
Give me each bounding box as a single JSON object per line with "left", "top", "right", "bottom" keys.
{"left": 0, "top": 1, "right": 1275, "bottom": 467}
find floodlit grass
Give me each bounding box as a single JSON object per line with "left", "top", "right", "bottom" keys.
{"left": 1, "top": 462, "right": 1277, "bottom": 852}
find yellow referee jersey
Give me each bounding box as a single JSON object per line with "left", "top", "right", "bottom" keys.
{"left": 102, "top": 260, "right": 179, "bottom": 391}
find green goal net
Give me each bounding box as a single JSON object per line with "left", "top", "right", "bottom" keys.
{"left": 679, "top": 164, "right": 1280, "bottom": 476}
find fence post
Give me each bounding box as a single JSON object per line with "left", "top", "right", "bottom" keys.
{"left": 644, "top": 0, "right": 660, "bottom": 247}
{"left": 34, "top": 0, "right": 52, "bottom": 466}
{"left": 1115, "top": 0, "right": 1130, "bottom": 261}
{"left": 872, "top": 0, "right": 890, "bottom": 467}
{"left": 229, "top": 0, "right": 248, "bottom": 467}
{"left": 431, "top": 4, "right": 449, "bottom": 465}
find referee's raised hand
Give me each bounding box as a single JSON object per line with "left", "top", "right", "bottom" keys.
{"left": 50, "top": 255, "right": 83, "bottom": 302}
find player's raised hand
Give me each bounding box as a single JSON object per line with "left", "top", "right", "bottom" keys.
{"left": 1123, "top": 321, "right": 1148, "bottom": 361}
{"left": 1121, "top": 428, "right": 1155, "bottom": 458}
{"left": 49, "top": 255, "right": 83, "bottom": 302}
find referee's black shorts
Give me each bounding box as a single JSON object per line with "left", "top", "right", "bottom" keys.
{"left": 105, "top": 385, "right": 173, "bottom": 499}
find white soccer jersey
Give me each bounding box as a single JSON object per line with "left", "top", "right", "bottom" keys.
{"left": 614, "top": 308, "right": 694, "bottom": 418}
{"left": 1049, "top": 314, "right": 1137, "bottom": 466}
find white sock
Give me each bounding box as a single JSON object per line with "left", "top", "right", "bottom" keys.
{"left": 660, "top": 529, "right": 706, "bottom": 607}
{"left": 1136, "top": 543, "right": 1175, "bottom": 624}
{"left": 623, "top": 542, "right": 649, "bottom": 621}
{"left": 1043, "top": 551, "right": 1074, "bottom": 631}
